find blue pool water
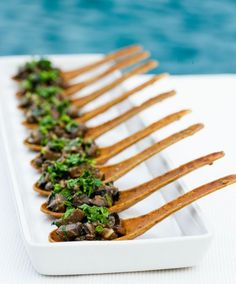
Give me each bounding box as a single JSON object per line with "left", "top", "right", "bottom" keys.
{"left": 0, "top": 0, "right": 236, "bottom": 74}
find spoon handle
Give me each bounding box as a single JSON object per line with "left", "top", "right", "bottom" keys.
{"left": 72, "top": 60, "right": 158, "bottom": 107}
{"left": 77, "top": 74, "right": 167, "bottom": 123}
{"left": 64, "top": 51, "right": 150, "bottom": 96}
{"left": 61, "top": 44, "right": 143, "bottom": 80}
{"left": 119, "top": 175, "right": 236, "bottom": 240}
{"left": 84, "top": 90, "right": 175, "bottom": 140}
{"left": 111, "top": 151, "right": 224, "bottom": 213}
{"left": 101, "top": 123, "right": 203, "bottom": 182}
{"left": 97, "top": 109, "right": 190, "bottom": 165}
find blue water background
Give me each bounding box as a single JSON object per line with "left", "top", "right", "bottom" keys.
{"left": 1, "top": 0, "right": 236, "bottom": 74}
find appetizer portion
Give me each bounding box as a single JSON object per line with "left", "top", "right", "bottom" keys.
{"left": 36, "top": 152, "right": 119, "bottom": 211}
{"left": 13, "top": 58, "right": 60, "bottom": 81}
{"left": 15, "top": 59, "right": 68, "bottom": 94}
{"left": 46, "top": 170, "right": 119, "bottom": 212}
{"left": 37, "top": 153, "right": 98, "bottom": 188}
{"left": 27, "top": 115, "right": 87, "bottom": 146}
{"left": 32, "top": 138, "right": 98, "bottom": 170}
{"left": 53, "top": 206, "right": 125, "bottom": 241}
{"left": 19, "top": 87, "right": 80, "bottom": 123}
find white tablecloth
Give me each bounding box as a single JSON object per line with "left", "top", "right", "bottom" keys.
{"left": 0, "top": 75, "right": 236, "bottom": 283}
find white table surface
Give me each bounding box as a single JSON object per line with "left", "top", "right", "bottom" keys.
{"left": 1, "top": 75, "right": 236, "bottom": 283}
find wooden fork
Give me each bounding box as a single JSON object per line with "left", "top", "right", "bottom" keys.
{"left": 49, "top": 174, "right": 236, "bottom": 241}
{"left": 41, "top": 152, "right": 224, "bottom": 218}
{"left": 63, "top": 51, "right": 150, "bottom": 96}
{"left": 61, "top": 45, "right": 143, "bottom": 81}
{"left": 31, "top": 110, "right": 191, "bottom": 171}
{"left": 34, "top": 123, "right": 203, "bottom": 196}
{"left": 22, "top": 74, "right": 168, "bottom": 129}
{"left": 23, "top": 90, "right": 176, "bottom": 152}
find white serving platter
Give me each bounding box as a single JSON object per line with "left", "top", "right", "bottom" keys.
{"left": 0, "top": 54, "right": 212, "bottom": 275}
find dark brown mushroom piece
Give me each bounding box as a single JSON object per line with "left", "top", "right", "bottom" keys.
{"left": 47, "top": 194, "right": 67, "bottom": 212}
{"left": 55, "top": 209, "right": 85, "bottom": 227}
{"left": 69, "top": 164, "right": 103, "bottom": 179}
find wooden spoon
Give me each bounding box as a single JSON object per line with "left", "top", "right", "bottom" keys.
{"left": 116, "top": 174, "right": 236, "bottom": 240}
{"left": 49, "top": 174, "right": 236, "bottom": 241}
{"left": 34, "top": 123, "right": 203, "bottom": 196}
{"left": 41, "top": 152, "right": 224, "bottom": 218}
{"left": 23, "top": 90, "right": 176, "bottom": 152}
{"left": 22, "top": 74, "right": 168, "bottom": 129}
{"left": 61, "top": 44, "right": 143, "bottom": 81}
{"left": 63, "top": 51, "right": 150, "bottom": 96}
{"left": 31, "top": 110, "right": 191, "bottom": 171}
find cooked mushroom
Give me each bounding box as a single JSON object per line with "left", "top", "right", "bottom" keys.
{"left": 47, "top": 194, "right": 67, "bottom": 212}
{"left": 54, "top": 206, "right": 126, "bottom": 241}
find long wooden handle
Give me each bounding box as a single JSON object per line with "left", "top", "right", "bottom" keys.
{"left": 72, "top": 60, "right": 158, "bottom": 107}
{"left": 84, "top": 90, "right": 176, "bottom": 140}
{"left": 61, "top": 45, "right": 143, "bottom": 80}
{"left": 101, "top": 123, "right": 204, "bottom": 183}
{"left": 110, "top": 152, "right": 224, "bottom": 213}
{"left": 77, "top": 74, "right": 168, "bottom": 123}
{"left": 96, "top": 109, "right": 190, "bottom": 165}
{"left": 64, "top": 51, "right": 150, "bottom": 96}
{"left": 119, "top": 175, "right": 236, "bottom": 240}
{"left": 61, "top": 44, "right": 143, "bottom": 80}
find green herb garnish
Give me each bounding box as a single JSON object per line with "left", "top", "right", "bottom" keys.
{"left": 79, "top": 204, "right": 109, "bottom": 224}
{"left": 46, "top": 138, "right": 67, "bottom": 152}
{"left": 45, "top": 154, "right": 93, "bottom": 183}
{"left": 95, "top": 225, "right": 104, "bottom": 233}
{"left": 52, "top": 170, "right": 102, "bottom": 198}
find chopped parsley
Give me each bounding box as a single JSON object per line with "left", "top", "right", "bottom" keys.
{"left": 54, "top": 205, "right": 110, "bottom": 228}
{"left": 46, "top": 138, "right": 67, "bottom": 152}
{"left": 52, "top": 206, "right": 109, "bottom": 232}
{"left": 24, "top": 58, "right": 54, "bottom": 72}
{"left": 19, "top": 61, "right": 61, "bottom": 92}
{"left": 45, "top": 154, "right": 93, "bottom": 183}
{"left": 36, "top": 86, "right": 62, "bottom": 99}
{"left": 79, "top": 204, "right": 109, "bottom": 224}
{"left": 52, "top": 170, "right": 102, "bottom": 198}
{"left": 36, "top": 115, "right": 80, "bottom": 146}
{"left": 29, "top": 97, "right": 72, "bottom": 122}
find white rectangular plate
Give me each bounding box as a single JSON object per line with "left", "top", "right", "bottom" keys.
{"left": 0, "top": 55, "right": 212, "bottom": 275}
